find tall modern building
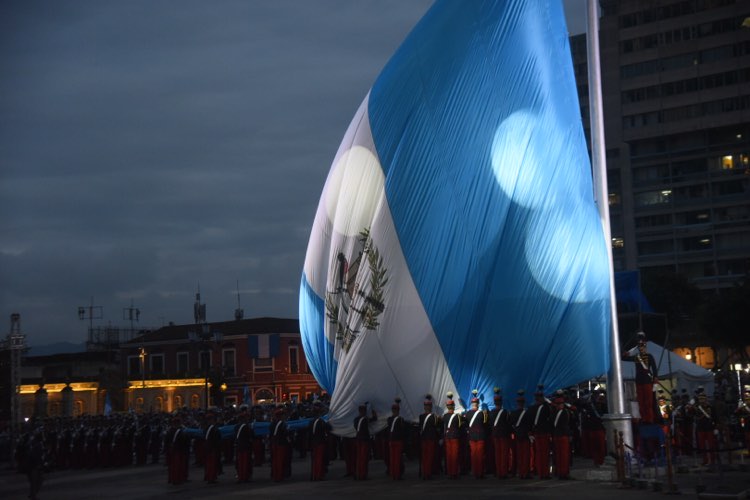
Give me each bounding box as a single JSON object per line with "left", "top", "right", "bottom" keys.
{"left": 572, "top": 0, "right": 749, "bottom": 288}
{"left": 570, "top": 0, "right": 749, "bottom": 365}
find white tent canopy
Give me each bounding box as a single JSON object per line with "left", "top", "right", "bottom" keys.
{"left": 621, "top": 341, "right": 715, "bottom": 397}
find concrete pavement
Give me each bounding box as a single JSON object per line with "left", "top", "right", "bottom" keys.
{"left": 1, "top": 453, "right": 749, "bottom": 499}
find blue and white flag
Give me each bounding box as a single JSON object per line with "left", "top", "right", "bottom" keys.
{"left": 247, "top": 334, "right": 280, "bottom": 359}
{"left": 300, "top": 0, "right": 611, "bottom": 436}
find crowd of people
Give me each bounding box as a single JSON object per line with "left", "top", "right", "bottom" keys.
{"left": 7, "top": 381, "right": 750, "bottom": 498}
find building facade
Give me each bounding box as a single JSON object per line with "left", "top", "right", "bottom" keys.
{"left": 570, "top": 0, "right": 749, "bottom": 368}
{"left": 120, "top": 317, "right": 322, "bottom": 413}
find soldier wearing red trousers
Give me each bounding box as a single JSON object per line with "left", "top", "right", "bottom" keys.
{"left": 581, "top": 391, "right": 607, "bottom": 467}
{"left": 531, "top": 385, "right": 552, "bottom": 479}
{"left": 418, "top": 394, "right": 441, "bottom": 479}
{"left": 490, "top": 387, "right": 512, "bottom": 478}
{"left": 387, "top": 398, "right": 407, "bottom": 480}
{"left": 203, "top": 412, "right": 222, "bottom": 484}
{"left": 353, "top": 403, "right": 378, "bottom": 480}
{"left": 234, "top": 409, "right": 253, "bottom": 483}
{"left": 511, "top": 390, "right": 533, "bottom": 479}
{"left": 622, "top": 332, "right": 659, "bottom": 423}
{"left": 270, "top": 407, "right": 291, "bottom": 482}
{"left": 443, "top": 393, "right": 463, "bottom": 479}
{"left": 309, "top": 401, "right": 330, "bottom": 481}
{"left": 251, "top": 405, "right": 266, "bottom": 466}
{"left": 695, "top": 392, "right": 717, "bottom": 465}
{"left": 552, "top": 396, "right": 571, "bottom": 479}
{"left": 165, "top": 416, "right": 188, "bottom": 485}
{"left": 464, "top": 391, "right": 488, "bottom": 479}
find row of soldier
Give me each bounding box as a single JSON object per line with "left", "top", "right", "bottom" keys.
{"left": 14, "top": 385, "right": 750, "bottom": 487}
{"left": 348, "top": 386, "right": 606, "bottom": 483}
{"left": 653, "top": 386, "right": 750, "bottom": 466}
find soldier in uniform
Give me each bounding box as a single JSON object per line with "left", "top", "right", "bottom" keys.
{"left": 551, "top": 395, "right": 571, "bottom": 479}
{"left": 251, "top": 405, "right": 266, "bottom": 466}
{"left": 387, "top": 398, "right": 407, "bottom": 480}
{"left": 308, "top": 401, "right": 329, "bottom": 481}
{"left": 203, "top": 412, "right": 222, "bottom": 484}
{"left": 235, "top": 408, "right": 253, "bottom": 483}
{"left": 530, "top": 385, "right": 552, "bottom": 479}
{"left": 581, "top": 391, "right": 607, "bottom": 466}
{"left": 511, "top": 389, "right": 532, "bottom": 479}
{"left": 270, "top": 407, "right": 291, "bottom": 482}
{"left": 164, "top": 415, "right": 185, "bottom": 485}
{"left": 489, "top": 387, "right": 512, "bottom": 478}
{"left": 464, "top": 390, "right": 488, "bottom": 479}
{"left": 622, "top": 332, "right": 659, "bottom": 424}
{"left": 353, "top": 402, "right": 378, "bottom": 480}
{"left": 695, "top": 392, "right": 717, "bottom": 465}
{"left": 443, "top": 392, "right": 462, "bottom": 479}
{"left": 735, "top": 391, "right": 750, "bottom": 454}
{"left": 418, "top": 394, "right": 441, "bottom": 480}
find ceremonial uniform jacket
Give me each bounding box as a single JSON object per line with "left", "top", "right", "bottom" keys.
{"left": 309, "top": 417, "right": 329, "bottom": 445}
{"left": 581, "top": 401, "right": 606, "bottom": 431}
{"left": 387, "top": 415, "right": 407, "bottom": 442}
{"left": 624, "top": 351, "right": 658, "bottom": 384}
{"left": 205, "top": 424, "right": 222, "bottom": 453}
{"left": 552, "top": 407, "right": 571, "bottom": 437}
{"left": 511, "top": 407, "right": 532, "bottom": 439}
{"left": 490, "top": 407, "right": 512, "bottom": 438}
{"left": 694, "top": 403, "right": 715, "bottom": 432}
{"left": 354, "top": 415, "right": 376, "bottom": 441}
{"left": 443, "top": 412, "right": 462, "bottom": 439}
{"left": 464, "top": 409, "right": 487, "bottom": 441}
{"left": 235, "top": 422, "right": 253, "bottom": 452}
{"left": 271, "top": 420, "right": 289, "bottom": 446}
{"left": 531, "top": 401, "right": 553, "bottom": 434}
{"left": 419, "top": 412, "right": 441, "bottom": 440}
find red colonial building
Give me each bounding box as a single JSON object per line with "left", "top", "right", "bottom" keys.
{"left": 120, "top": 317, "right": 322, "bottom": 412}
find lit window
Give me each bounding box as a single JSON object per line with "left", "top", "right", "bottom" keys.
{"left": 694, "top": 347, "right": 715, "bottom": 369}
{"left": 722, "top": 155, "right": 733, "bottom": 169}
{"left": 699, "top": 238, "right": 711, "bottom": 245}
{"left": 608, "top": 193, "right": 621, "bottom": 206}
{"left": 612, "top": 237, "right": 625, "bottom": 249}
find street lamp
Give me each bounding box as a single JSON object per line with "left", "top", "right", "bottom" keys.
{"left": 189, "top": 323, "right": 222, "bottom": 410}
{"left": 734, "top": 363, "right": 745, "bottom": 400}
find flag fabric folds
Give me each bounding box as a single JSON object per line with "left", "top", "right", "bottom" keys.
{"left": 300, "top": 0, "right": 611, "bottom": 436}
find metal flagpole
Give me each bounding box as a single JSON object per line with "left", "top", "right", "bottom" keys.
{"left": 585, "top": 0, "right": 633, "bottom": 454}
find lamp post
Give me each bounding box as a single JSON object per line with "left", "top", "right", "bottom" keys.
{"left": 734, "top": 363, "right": 746, "bottom": 401}
{"left": 189, "top": 323, "right": 222, "bottom": 410}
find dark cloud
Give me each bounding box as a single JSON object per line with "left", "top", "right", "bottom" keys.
{"left": 1, "top": 0, "right": 584, "bottom": 345}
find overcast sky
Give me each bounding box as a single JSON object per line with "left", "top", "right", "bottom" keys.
{"left": 1, "top": 0, "right": 587, "bottom": 347}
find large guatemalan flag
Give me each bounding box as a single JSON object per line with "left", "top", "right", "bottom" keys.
{"left": 300, "top": 0, "right": 611, "bottom": 436}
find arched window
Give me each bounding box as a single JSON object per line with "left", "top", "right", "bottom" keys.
{"left": 191, "top": 394, "right": 200, "bottom": 409}
{"left": 174, "top": 394, "right": 183, "bottom": 409}
{"left": 154, "top": 396, "right": 163, "bottom": 412}
{"left": 254, "top": 388, "right": 274, "bottom": 403}
{"left": 136, "top": 397, "right": 144, "bottom": 413}
{"left": 75, "top": 400, "right": 84, "bottom": 416}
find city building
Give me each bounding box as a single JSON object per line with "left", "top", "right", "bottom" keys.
{"left": 570, "top": 0, "right": 749, "bottom": 369}
{"left": 120, "top": 317, "right": 322, "bottom": 413}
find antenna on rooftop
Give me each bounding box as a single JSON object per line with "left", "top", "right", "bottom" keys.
{"left": 234, "top": 280, "right": 244, "bottom": 321}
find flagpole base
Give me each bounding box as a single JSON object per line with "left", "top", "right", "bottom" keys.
{"left": 603, "top": 413, "right": 633, "bottom": 458}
